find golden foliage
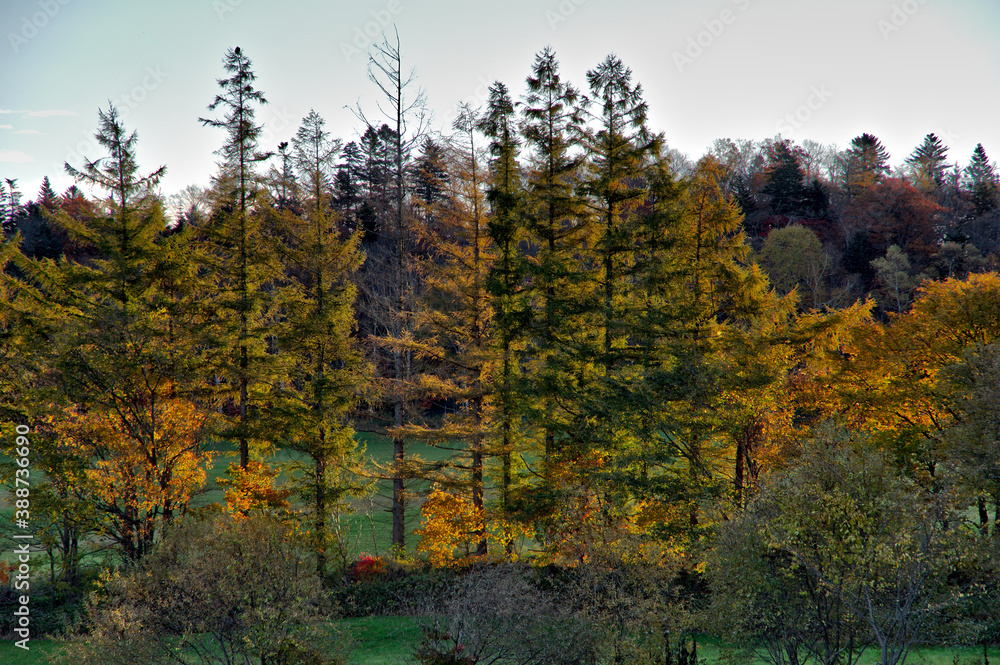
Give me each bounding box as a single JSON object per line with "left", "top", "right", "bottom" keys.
{"left": 53, "top": 397, "right": 211, "bottom": 517}
{"left": 218, "top": 459, "right": 291, "bottom": 516}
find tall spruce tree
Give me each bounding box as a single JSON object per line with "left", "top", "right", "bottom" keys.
{"left": 522, "top": 47, "right": 591, "bottom": 475}
{"left": 965, "top": 143, "right": 998, "bottom": 216}
{"left": 581, "top": 53, "right": 662, "bottom": 370}
{"left": 478, "top": 81, "right": 527, "bottom": 516}
{"left": 761, "top": 140, "right": 810, "bottom": 216}
{"left": 519, "top": 48, "right": 595, "bottom": 545}
{"left": 198, "top": 46, "right": 275, "bottom": 470}
{"left": 2, "top": 178, "right": 22, "bottom": 237}
{"left": 843, "top": 133, "right": 891, "bottom": 196}
{"left": 905, "top": 132, "right": 949, "bottom": 194}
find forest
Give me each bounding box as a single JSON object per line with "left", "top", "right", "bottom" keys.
{"left": 1, "top": 40, "right": 999, "bottom": 665}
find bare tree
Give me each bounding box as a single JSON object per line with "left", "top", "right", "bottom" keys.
{"left": 355, "top": 27, "right": 428, "bottom": 553}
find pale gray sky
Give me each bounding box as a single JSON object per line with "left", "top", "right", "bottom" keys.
{"left": 3, "top": 0, "right": 1000, "bottom": 202}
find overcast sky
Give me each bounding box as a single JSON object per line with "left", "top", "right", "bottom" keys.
{"left": 3, "top": 0, "right": 1000, "bottom": 203}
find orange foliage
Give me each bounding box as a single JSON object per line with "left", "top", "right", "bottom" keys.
{"left": 417, "top": 485, "right": 485, "bottom": 567}
{"left": 218, "top": 460, "right": 291, "bottom": 516}
{"left": 842, "top": 178, "right": 945, "bottom": 263}
{"left": 55, "top": 398, "right": 211, "bottom": 518}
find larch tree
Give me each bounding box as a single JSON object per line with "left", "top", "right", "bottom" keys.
{"left": 398, "top": 106, "right": 496, "bottom": 559}
{"left": 358, "top": 28, "right": 428, "bottom": 553}
{"left": 644, "top": 155, "right": 776, "bottom": 532}
{"left": 269, "top": 109, "right": 367, "bottom": 581}
{"left": 3, "top": 105, "right": 210, "bottom": 561}
{"left": 198, "top": 46, "right": 276, "bottom": 470}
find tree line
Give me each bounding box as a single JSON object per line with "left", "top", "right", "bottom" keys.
{"left": 2, "top": 41, "right": 999, "bottom": 662}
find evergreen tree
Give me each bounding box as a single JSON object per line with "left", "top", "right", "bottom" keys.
{"left": 761, "top": 140, "right": 810, "bottom": 216}
{"left": 333, "top": 140, "right": 364, "bottom": 234}
{"left": 269, "top": 140, "right": 299, "bottom": 212}
{"left": 198, "top": 46, "right": 275, "bottom": 470}
{"left": 4, "top": 105, "right": 208, "bottom": 561}
{"left": 2, "top": 178, "right": 22, "bottom": 237}
{"left": 270, "top": 109, "right": 366, "bottom": 581}
{"left": 905, "top": 132, "right": 949, "bottom": 193}
{"left": 412, "top": 137, "right": 449, "bottom": 208}
{"left": 519, "top": 47, "right": 594, "bottom": 543}
{"left": 478, "top": 81, "right": 527, "bottom": 517}
{"left": 964, "top": 143, "right": 998, "bottom": 216}
{"left": 638, "top": 156, "right": 777, "bottom": 533}
{"left": 844, "top": 133, "right": 890, "bottom": 195}
{"left": 37, "top": 176, "right": 59, "bottom": 211}
{"left": 581, "top": 53, "right": 662, "bottom": 370}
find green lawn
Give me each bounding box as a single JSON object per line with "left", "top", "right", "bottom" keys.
{"left": 343, "top": 615, "right": 422, "bottom": 664}
{"left": 2, "top": 620, "right": 997, "bottom": 665}
{"left": 0, "top": 639, "right": 59, "bottom": 665}
{"left": 0, "top": 429, "right": 464, "bottom": 562}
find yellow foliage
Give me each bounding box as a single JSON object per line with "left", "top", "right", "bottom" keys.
{"left": 416, "top": 485, "right": 485, "bottom": 567}
{"left": 54, "top": 397, "right": 211, "bottom": 517}
{"left": 218, "top": 460, "right": 291, "bottom": 516}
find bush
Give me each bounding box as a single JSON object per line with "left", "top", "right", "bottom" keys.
{"left": 50, "top": 514, "right": 349, "bottom": 665}
{"left": 413, "top": 563, "right": 600, "bottom": 665}
{"left": 332, "top": 562, "right": 456, "bottom": 617}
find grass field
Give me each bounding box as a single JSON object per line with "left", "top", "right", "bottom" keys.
{"left": 0, "top": 429, "right": 461, "bottom": 568}
{"left": 2, "top": 625, "right": 996, "bottom": 665}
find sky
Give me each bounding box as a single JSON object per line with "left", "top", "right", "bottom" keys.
{"left": 3, "top": 0, "right": 1000, "bottom": 206}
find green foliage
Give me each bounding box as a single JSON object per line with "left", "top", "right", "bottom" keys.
{"left": 716, "top": 424, "right": 989, "bottom": 665}
{"left": 759, "top": 224, "right": 826, "bottom": 307}
{"left": 197, "top": 45, "right": 278, "bottom": 469}
{"left": 906, "top": 133, "right": 950, "bottom": 193}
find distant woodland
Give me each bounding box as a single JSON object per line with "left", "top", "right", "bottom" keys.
{"left": 1, "top": 42, "right": 999, "bottom": 665}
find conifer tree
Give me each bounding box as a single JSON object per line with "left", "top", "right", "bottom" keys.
{"left": 520, "top": 47, "right": 592, "bottom": 494}
{"left": 634, "top": 156, "right": 778, "bottom": 533}
{"left": 761, "top": 140, "right": 810, "bottom": 216}
{"left": 965, "top": 143, "right": 998, "bottom": 216}
{"left": 478, "top": 81, "right": 527, "bottom": 514}
{"left": 844, "top": 133, "right": 891, "bottom": 195}
{"left": 2, "top": 178, "right": 22, "bottom": 236}
{"left": 394, "top": 107, "right": 496, "bottom": 557}
{"left": 3, "top": 105, "right": 208, "bottom": 560}
{"left": 358, "top": 29, "right": 427, "bottom": 552}
{"left": 37, "top": 176, "right": 59, "bottom": 211}
{"left": 905, "top": 132, "right": 949, "bottom": 193}
{"left": 198, "top": 46, "right": 275, "bottom": 469}
{"left": 269, "top": 109, "right": 366, "bottom": 580}
{"left": 581, "top": 53, "right": 662, "bottom": 370}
